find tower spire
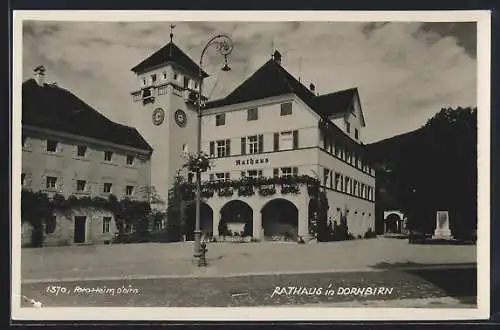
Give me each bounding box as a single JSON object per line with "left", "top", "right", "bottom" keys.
{"left": 298, "top": 56, "right": 302, "bottom": 83}
{"left": 271, "top": 38, "right": 275, "bottom": 59}
{"left": 169, "top": 24, "right": 176, "bottom": 43}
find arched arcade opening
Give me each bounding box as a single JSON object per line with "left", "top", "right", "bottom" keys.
{"left": 219, "top": 200, "right": 253, "bottom": 237}
{"left": 261, "top": 198, "right": 298, "bottom": 241}
{"left": 184, "top": 202, "right": 214, "bottom": 241}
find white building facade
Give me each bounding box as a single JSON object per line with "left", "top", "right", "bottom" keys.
{"left": 130, "top": 41, "right": 375, "bottom": 241}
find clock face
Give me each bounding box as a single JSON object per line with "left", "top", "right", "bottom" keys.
{"left": 152, "top": 108, "right": 165, "bottom": 125}
{"left": 174, "top": 109, "right": 187, "bottom": 127}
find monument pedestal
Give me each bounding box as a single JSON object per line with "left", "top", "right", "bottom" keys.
{"left": 432, "top": 211, "right": 453, "bottom": 240}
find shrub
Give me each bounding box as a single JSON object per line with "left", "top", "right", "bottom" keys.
{"left": 363, "top": 227, "right": 377, "bottom": 239}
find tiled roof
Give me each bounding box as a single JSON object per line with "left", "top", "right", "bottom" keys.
{"left": 22, "top": 79, "right": 153, "bottom": 152}
{"left": 131, "top": 42, "right": 209, "bottom": 78}
{"left": 204, "top": 58, "right": 358, "bottom": 120}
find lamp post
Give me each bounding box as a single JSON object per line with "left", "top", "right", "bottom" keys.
{"left": 193, "top": 35, "right": 233, "bottom": 260}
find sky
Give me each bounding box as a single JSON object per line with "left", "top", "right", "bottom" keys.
{"left": 22, "top": 21, "right": 477, "bottom": 143}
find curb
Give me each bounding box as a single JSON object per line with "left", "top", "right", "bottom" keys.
{"left": 21, "top": 263, "right": 475, "bottom": 284}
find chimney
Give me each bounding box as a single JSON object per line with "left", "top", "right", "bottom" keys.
{"left": 273, "top": 50, "right": 282, "bottom": 65}
{"left": 34, "top": 65, "right": 46, "bottom": 86}
{"left": 309, "top": 83, "right": 315, "bottom": 93}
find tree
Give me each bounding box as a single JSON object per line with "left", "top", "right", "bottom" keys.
{"left": 388, "top": 107, "right": 477, "bottom": 238}
{"left": 165, "top": 172, "right": 190, "bottom": 242}
{"left": 21, "top": 190, "right": 53, "bottom": 247}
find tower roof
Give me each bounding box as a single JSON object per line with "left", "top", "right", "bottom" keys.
{"left": 131, "top": 42, "right": 209, "bottom": 78}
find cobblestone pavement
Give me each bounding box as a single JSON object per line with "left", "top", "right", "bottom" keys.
{"left": 20, "top": 265, "right": 476, "bottom": 307}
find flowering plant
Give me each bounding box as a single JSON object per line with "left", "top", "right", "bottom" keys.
{"left": 281, "top": 184, "right": 300, "bottom": 195}
{"left": 183, "top": 151, "right": 211, "bottom": 173}
{"left": 258, "top": 186, "right": 276, "bottom": 197}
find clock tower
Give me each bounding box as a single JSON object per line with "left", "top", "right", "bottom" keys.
{"left": 129, "top": 35, "right": 208, "bottom": 210}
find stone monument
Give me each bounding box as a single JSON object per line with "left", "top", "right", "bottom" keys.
{"left": 433, "top": 211, "right": 453, "bottom": 239}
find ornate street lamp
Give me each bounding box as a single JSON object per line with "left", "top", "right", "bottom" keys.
{"left": 193, "top": 35, "right": 234, "bottom": 261}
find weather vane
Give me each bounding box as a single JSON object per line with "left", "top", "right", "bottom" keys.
{"left": 170, "top": 24, "right": 176, "bottom": 43}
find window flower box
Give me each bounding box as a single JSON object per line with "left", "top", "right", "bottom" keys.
{"left": 281, "top": 184, "right": 300, "bottom": 195}
{"left": 218, "top": 187, "right": 234, "bottom": 197}
{"left": 258, "top": 186, "right": 276, "bottom": 197}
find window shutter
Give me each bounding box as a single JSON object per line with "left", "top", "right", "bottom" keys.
{"left": 330, "top": 171, "right": 333, "bottom": 188}
{"left": 241, "top": 137, "right": 246, "bottom": 155}
{"left": 273, "top": 133, "right": 279, "bottom": 151}
{"left": 72, "top": 178, "right": 77, "bottom": 192}
{"left": 273, "top": 168, "right": 279, "bottom": 178}
{"left": 258, "top": 134, "right": 264, "bottom": 153}
{"left": 225, "top": 139, "right": 231, "bottom": 156}
{"left": 209, "top": 141, "right": 215, "bottom": 156}
{"left": 293, "top": 130, "right": 299, "bottom": 149}
{"left": 292, "top": 167, "right": 298, "bottom": 177}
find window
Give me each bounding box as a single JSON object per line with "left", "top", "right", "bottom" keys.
{"left": 188, "top": 173, "right": 194, "bottom": 183}
{"left": 21, "top": 173, "right": 26, "bottom": 186}
{"left": 46, "top": 176, "right": 57, "bottom": 189}
{"left": 344, "top": 177, "right": 350, "bottom": 194}
{"left": 355, "top": 128, "right": 359, "bottom": 140}
{"left": 173, "top": 73, "right": 179, "bottom": 81}
{"left": 215, "top": 172, "right": 230, "bottom": 182}
{"left": 346, "top": 121, "right": 351, "bottom": 133}
{"left": 46, "top": 140, "right": 58, "bottom": 152}
{"left": 183, "top": 76, "right": 190, "bottom": 89}
{"left": 280, "top": 167, "right": 298, "bottom": 178}
{"left": 103, "top": 183, "right": 112, "bottom": 193}
{"left": 151, "top": 74, "right": 157, "bottom": 83}
{"left": 158, "top": 85, "right": 167, "bottom": 95}
{"left": 76, "top": 180, "right": 86, "bottom": 192}
{"left": 247, "top": 108, "right": 258, "bottom": 121}
{"left": 280, "top": 102, "right": 292, "bottom": 116}
{"left": 102, "top": 217, "right": 111, "bottom": 233}
{"left": 125, "top": 185, "right": 134, "bottom": 196}
{"left": 215, "top": 113, "right": 226, "bottom": 126}
{"left": 182, "top": 144, "right": 188, "bottom": 153}
{"left": 126, "top": 155, "right": 134, "bottom": 165}
{"left": 76, "top": 145, "right": 86, "bottom": 157}
{"left": 141, "top": 77, "right": 147, "bottom": 86}
{"left": 248, "top": 135, "right": 258, "bottom": 154}
{"left": 247, "top": 170, "right": 263, "bottom": 179}
{"left": 323, "top": 168, "right": 330, "bottom": 186}
{"left": 335, "top": 173, "right": 341, "bottom": 190}
{"left": 216, "top": 139, "right": 230, "bottom": 157}
{"left": 280, "top": 131, "right": 293, "bottom": 150}
{"left": 162, "top": 71, "right": 167, "bottom": 80}
{"left": 46, "top": 215, "right": 56, "bottom": 234}
{"left": 104, "top": 151, "right": 113, "bottom": 162}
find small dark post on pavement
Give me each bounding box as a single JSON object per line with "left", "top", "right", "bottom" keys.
{"left": 198, "top": 242, "right": 208, "bottom": 267}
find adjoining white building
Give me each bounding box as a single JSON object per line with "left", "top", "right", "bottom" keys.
{"left": 130, "top": 39, "right": 376, "bottom": 241}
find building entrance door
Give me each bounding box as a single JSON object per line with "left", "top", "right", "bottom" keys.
{"left": 74, "top": 216, "right": 87, "bottom": 243}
